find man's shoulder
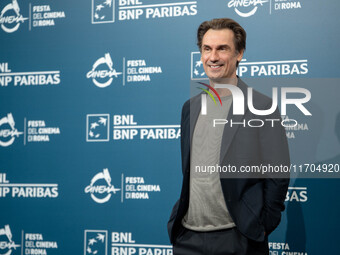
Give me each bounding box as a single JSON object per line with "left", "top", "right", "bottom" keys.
{"left": 181, "top": 93, "right": 201, "bottom": 111}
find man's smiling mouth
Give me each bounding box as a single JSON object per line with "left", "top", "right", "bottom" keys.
{"left": 209, "top": 64, "right": 223, "bottom": 69}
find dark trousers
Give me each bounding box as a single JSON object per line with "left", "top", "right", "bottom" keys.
{"left": 173, "top": 226, "right": 269, "bottom": 255}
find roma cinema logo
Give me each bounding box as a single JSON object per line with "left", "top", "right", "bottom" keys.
{"left": 0, "top": 0, "right": 28, "bottom": 33}
{"left": 227, "top": 0, "right": 269, "bottom": 17}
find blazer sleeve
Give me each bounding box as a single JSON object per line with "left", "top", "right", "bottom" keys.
{"left": 259, "top": 105, "right": 290, "bottom": 235}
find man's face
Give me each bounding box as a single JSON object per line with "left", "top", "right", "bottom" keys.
{"left": 201, "top": 29, "right": 243, "bottom": 81}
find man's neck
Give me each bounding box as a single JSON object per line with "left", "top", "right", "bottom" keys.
{"left": 209, "top": 77, "right": 238, "bottom": 97}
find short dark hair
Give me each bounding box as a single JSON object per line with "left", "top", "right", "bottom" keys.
{"left": 197, "top": 18, "right": 246, "bottom": 53}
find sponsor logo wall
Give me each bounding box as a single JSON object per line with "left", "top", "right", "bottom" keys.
{"left": 0, "top": 0, "right": 66, "bottom": 33}
{"left": 227, "top": 0, "right": 304, "bottom": 17}
{"left": 0, "top": 62, "right": 60, "bottom": 87}
{"left": 84, "top": 231, "right": 172, "bottom": 255}
{"left": 86, "top": 54, "right": 163, "bottom": 87}
{"left": 1, "top": 0, "right": 339, "bottom": 254}
{"left": 84, "top": 168, "right": 161, "bottom": 203}
{"left": 191, "top": 52, "right": 309, "bottom": 79}
{"left": 86, "top": 114, "right": 180, "bottom": 141}
{"left": 0, "top": 225, "right": 58, "bottom": 255}
{"left": 0, "top": 113, "right": 61, "bottom": 146}
{"left": 91, "top": 0, "right": 198, "bottom": 23}
{"left": 0, "top": 173, "right": 58, "bottom": 198}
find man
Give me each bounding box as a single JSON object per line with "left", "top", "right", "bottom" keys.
{"left": 168, "top": 18, "right": 290, "bottom": 254}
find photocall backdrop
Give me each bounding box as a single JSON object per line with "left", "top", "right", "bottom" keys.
{"left": 1, "top": 0, "right": 339, "bottom": 254}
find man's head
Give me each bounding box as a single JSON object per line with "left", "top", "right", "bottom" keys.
{"left": 197, "top": 18, "right": 246, "bottom": 81}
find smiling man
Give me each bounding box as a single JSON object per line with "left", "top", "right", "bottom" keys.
{"left": 167, "top": 18, "right": 290, "bottom": 255}
{"left": 201, "top": 29, "right": 242, "bottom": 82}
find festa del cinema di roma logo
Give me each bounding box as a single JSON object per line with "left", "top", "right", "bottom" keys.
{"left": 0, "top": 225, "right": 20, "bottom": 255}
{"left": 86, "top": 53, "right": 122, "bottom": 88}
{"left": 0, "top": 0, "right": 28, "bottom": 33}
{"left": 0, "top": 113, "right": 22, "bottom": 147}
{"left": 85, "top": 168, "right": 120, "bottom": 203}
{"left": 227, "top": 0, "right": 268, "bottom": 17}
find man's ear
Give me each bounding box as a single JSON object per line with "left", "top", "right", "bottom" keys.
{"left": 237, "top": 49, "right": 244, "bottom": 62}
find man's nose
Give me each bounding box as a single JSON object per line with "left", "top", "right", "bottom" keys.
{"left": 209, "top": 49, "right": 219, "bottom": 62}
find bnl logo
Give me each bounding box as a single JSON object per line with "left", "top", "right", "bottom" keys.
{"left": 92, "top": 0, "right": 114, "bottom": 24}
{"left": 199, "top": 83, "right": 312, "bottom": 116}
{"left": 86, "top": 114, "right": 110, "bottom": 142}
{"left": 191, "top": 52, "right": 207, "bottom": 80}
{"left": 84, "top": 230, "right": 107, "bottom": 255}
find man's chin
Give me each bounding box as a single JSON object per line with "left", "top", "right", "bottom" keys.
{"left": 206, "top": 73, "right": 223, "bottom": 81}
{"left": 207, "top": 76, "right": 238, "bottom": 85}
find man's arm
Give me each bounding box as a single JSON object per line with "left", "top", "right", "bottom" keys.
{"left": 259, "top": 106, "right": 290, "bottom": 235}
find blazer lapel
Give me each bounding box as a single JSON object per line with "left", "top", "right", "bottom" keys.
{"left": 181, "top": 94, "right": 201, "bottom": 173}
{"left": 219, "top": 79, "right": 249, "bottom": 164}
{"left": 189, "top": 95, "right": 202, "bottom": 144}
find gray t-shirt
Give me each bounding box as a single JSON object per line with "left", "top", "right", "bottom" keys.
{"left": 182, "top": 94, "right": 236, "bottom": 231}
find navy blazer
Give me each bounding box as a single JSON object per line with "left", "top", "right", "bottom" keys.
{"left": 168, "top": 78, "right": 290, "bottom": 243}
